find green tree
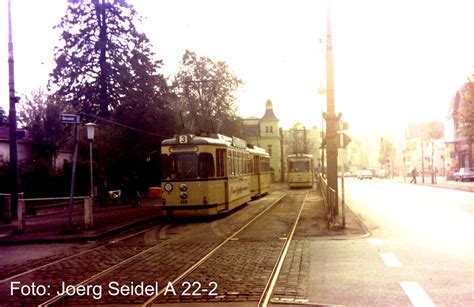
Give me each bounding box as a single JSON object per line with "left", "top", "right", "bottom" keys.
{"left": 49, "top": 0, "right": 166, "bottom": 119}
{"left": 425, "top": 121, "right": 443, "bottom": 183}
{"left": 95, "top": 90, "right": 178, "bottom": 188}
{"left": 173, "top": 50, "right": 244, "bottom": 136}
{"left": 18, "top": 90, "right": 70, "bottom": 168}
{"left": 456, "top": 80, "right": 474, "bottom": 167}
{"left": 378, "top": 137, "right": 395, "bottom": 178}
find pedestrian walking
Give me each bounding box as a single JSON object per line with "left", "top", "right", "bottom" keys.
{"left": 410, "top": 167, "right": 418, "bottom": 184}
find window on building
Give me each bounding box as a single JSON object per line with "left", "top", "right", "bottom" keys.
{"left": 270, "top": 126, "right": 273, "bottom": 133}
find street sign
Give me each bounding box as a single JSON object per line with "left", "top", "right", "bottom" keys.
{"left": 60, "top": 114, "right": 80, "bottom": 124}
{"left": 339, "top": 133, "right": 351, "bottom": 148}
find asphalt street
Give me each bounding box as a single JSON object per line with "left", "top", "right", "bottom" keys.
{"left": 314, "top": 177, "right": 473, "bottom": 305}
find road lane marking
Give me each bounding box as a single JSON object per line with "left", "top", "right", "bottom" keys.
{"left": 380, "top": 252, "right": 402, "bottom": 267}
{"left": 368, "top": 238, "right": 383, "bottom": 246}
{"left": 400, "top": 282, "right": 435, "bottom": 307}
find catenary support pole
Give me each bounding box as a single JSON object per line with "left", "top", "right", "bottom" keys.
{"left": 325, "top": 1, "right": 338, "bottom": 215}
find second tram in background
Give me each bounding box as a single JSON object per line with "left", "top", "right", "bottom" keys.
{"left": 287, "top": 154, "right": 314, "bottom": 188}
{"left": 160, "top": 134, "right": 271, "bottom": 217}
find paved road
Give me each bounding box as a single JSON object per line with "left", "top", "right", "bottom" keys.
{"left": 307, "top": 178, "right": 472, "bottom": 305}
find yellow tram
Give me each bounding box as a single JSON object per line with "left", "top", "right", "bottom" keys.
{"left": 160, "top": 134, "right": 270, "bottom": 217}
{"left": 247, "top": 144, "right": 271, "bottom": 198}
{"left": 287, "top": 154, "right": 314, "bottom": 188}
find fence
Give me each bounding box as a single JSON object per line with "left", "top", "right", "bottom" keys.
{"left": 1, "top": 194, "right": 93, "bottom": 231}
{"left": 318, "top": 173, "right": 337, "bottom": 226}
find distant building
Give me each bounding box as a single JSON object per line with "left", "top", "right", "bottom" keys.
{"left": 404, "top": 122, "right": 445, "bottom": 175}
{"left": 243, "top": 100, "right": 282, "bottom": 182}
{"left": 445, "top": 83, "right": 472, "bottom": 169}
{"left": 0, "top": 127, "right": 71, "bottom": 172}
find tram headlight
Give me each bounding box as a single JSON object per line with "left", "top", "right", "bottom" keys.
{"left": 180, "top": 191, "right": 188, "bottom": 199}
{"left": 164, "top": 183, "right": 173, "bottom": 192}
{"left": 179, "top": 183, "right": 188, "bottom": 191}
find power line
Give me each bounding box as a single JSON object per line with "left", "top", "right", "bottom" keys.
{"left": 79, "top": 112, "right": 168, "bottom": 138}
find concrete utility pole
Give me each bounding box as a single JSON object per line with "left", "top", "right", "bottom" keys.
{"left": 324, "top": 2, "right": 339, "bottom": 213}
{"left": 303, "top": 127, "right": 307, "bottom": 154}
{"left": 7, "top": 0, "right": 19, "bottom": 218}
{"left": 280, "top": 127, "right": 285, "bottom": 182}
{"left": 421, "top": 123, "right": 425, "bottom": 183}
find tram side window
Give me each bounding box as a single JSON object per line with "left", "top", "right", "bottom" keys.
{"left": 244, "top": 153, "right": 251, "bottom": 174}
{"left": 261, "top": 158, "right": 270, "bottom": 172}
{"left": 238, "top": 152, "right": 242, "bottom": 175}
{"left": 228, "top": 150, "right": 235, "bottom": 176}
{"left": 198, "top": 153, "right": 215, "bottom": 178}
{"left": 216, "top": 149, "right": 226, "bottom": 177}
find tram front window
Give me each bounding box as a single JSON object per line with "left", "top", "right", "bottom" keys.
{"left": 162, "top": 153, "right": 215, "bottom": 179}
{"left": 169, "top": 153, "right": 199, "bottom": 179}
{"left": 289, "top": 161, "right": 309, "bottom": 172}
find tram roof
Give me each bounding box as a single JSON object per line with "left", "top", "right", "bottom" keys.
{"left": 287, "top": 154, "right": 314, "bottom": 159}
{"left": 247, "top": 144, "right": 269, "bottom": 156}
{"left": 162, "top": 134, "right": 247, "bottom": 149}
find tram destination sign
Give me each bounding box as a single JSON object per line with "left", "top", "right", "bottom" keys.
{"left": 60, "top": 114, "right": 80, "bottom": 124}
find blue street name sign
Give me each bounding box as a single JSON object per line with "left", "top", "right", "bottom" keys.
{"left": 60, "top": 114, "right": 80, "bottom": 124}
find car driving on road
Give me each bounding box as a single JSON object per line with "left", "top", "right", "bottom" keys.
{"left": 357, "top": 169, "right": 373, "bottom": 180}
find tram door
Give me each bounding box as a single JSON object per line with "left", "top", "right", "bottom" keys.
{"left": 254, "top": 156, "right": 260, "bottom": 194}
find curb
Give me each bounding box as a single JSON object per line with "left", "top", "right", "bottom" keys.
{"left": 0, "top": 215, "right": 163, "bottom": 246}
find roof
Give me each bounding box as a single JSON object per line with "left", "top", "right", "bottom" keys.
{"left": 247, "top": 144, "right": 269, "bottom": 157}
{"left": 447, "top": 82, "right": 470, "bottom": 118}
{"left": 162, "top": 134, "right": 248, "bottom": 149}
{"left": 287, "top": 154, "right": 314, "bottom": 159}
{"left": 162, "top": 135, "right": 230, "bottom": 147}
{"left": 261, "top": 99, "right": 279, "bottom": 121}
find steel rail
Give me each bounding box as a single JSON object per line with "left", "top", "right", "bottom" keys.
{"left": 36, "top": 193, "right": 286, "bottom": 306}
{"left": 37, "top": 221, "right": 190, "bottom": 307}
{"left": 258, "top": 190, "right": 309, "bottom": 307}
{"left": 142, "top": 192, "right": 288, "bottom": 306}
{"left": 0, "top": 222, "right": 165, "bottom": 285}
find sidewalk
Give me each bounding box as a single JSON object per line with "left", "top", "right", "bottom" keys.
{"left": 0, "top": 198, "right": 163, "bottom": 245}
{"left": 394, "top": 175, "right": 474, "bottom": 192}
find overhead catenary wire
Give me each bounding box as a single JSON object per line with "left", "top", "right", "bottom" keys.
{"left": 79, "top": 112, "right": 169, "bottom": 138}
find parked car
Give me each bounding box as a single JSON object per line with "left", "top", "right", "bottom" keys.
{"left": 344, "top": 171, "right": 355, "bottom": 177}
{"left": 357, "top": 169, "right": 373, "bottom": 180}
{"left": 453, "top": 167, "right": 474, "bottom": 182}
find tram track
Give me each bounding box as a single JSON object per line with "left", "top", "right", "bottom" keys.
{"left": 44, "top": 191, "right": 291, "bottom": 306}
{"left": 1, "top": 189, "right": 307, "bottom": 306}
{"left": 0, "top": 223, "right": 167, "bottom": 284}
{"left": 143, "top": 190, "right": 308, "bottom": 306}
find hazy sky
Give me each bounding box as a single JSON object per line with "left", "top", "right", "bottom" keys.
{"left": 1, "top": 0, "right": 473, "bottom": 134}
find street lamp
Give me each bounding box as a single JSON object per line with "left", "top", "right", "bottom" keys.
{"left": 85, "top": 123, "right": 96, "bottom": 198}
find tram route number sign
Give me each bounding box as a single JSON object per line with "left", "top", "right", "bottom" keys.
{"left": 177, "top": 134, "right": 194, "bottom": 144}
{"left": 178, "top": 135, "right": 188, "bottom": 143}
{"left": 60, "top": 114, "right": 80, "bottom": 124}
